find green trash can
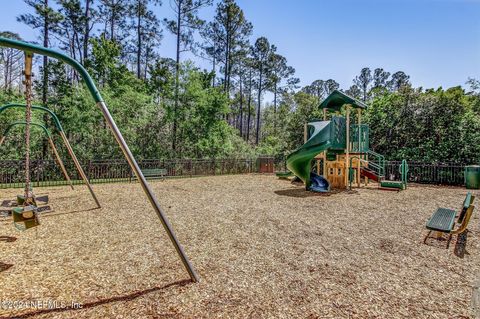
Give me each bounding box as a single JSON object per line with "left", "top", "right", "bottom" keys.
{"left": 465, "top": 165, "right": 480, "bottom": 189}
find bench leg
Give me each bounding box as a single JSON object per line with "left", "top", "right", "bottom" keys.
{"left": 446, "top": 234, "right": 453, "bottom": 249}
{"left": 423, "top": 231, "right": 432, "bottom": 244}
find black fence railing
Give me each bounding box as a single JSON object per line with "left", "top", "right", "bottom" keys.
{"left": 0, "top": 158, "right": 260, "bottom": 189}
{"left": 0, "top": 158, "right": 470, "bottom": 188}
{"left": 385, "top": 161, "right": 465, "bottom": 186}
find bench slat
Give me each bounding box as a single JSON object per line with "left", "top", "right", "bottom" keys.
{"left": 426, "top": 208, "right": 456, "bottom": 232}
{"left": 137, "top": 168, "right": 167, "bottom": 179}
{"left": 463, "top": 192, "right": 472, "bottom": 209}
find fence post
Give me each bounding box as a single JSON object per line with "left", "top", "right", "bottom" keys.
{"left": 87, "top": 160, "right": 92, "bottom": 182}
{"left": 36, "top": 160, "right": 40, "bottom": 187}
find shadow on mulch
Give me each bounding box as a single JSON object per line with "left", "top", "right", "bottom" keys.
{"left": 454, "top": 230, "right": 469, "bottom": 258}
{"left": 1, "top": 279, "right": 192, "bottom": 319}
{"left": 42, "top": 207, "right": 99, "bottom": 218}
{"left": 275, "top": 188, "right": 329, "bottom": 198}
{"left": 0, "top": 262, "right": 13, "bottom": 272}
{"left": 0, "top": 207, "right": 99, "bottom": 226}
{"left": 423, "top": 230, "right": 470, "bottom": 258}
{"left": 0, "top": 236, "right": 16, "bottom": 242}
{"left": 274, "top": 188, "right": 357, "bottom": 198}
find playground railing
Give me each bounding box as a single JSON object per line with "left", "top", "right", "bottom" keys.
{"left": 0, "top": 158, "right": 259, "bottom": 189}
{"left": 367, "top": 150, "right": 385, "bottom": 177}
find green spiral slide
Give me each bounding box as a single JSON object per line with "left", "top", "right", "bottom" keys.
{"left": 286, "top": 121, "right": 333, "bottom": 192}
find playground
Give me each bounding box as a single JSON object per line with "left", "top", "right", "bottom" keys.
{"left": 1, "top": 175, "right": 478, "bottom": 318}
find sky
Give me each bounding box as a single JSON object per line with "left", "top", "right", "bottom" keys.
{"left": 0, "top": 0, "right": 479, "bottom": 91}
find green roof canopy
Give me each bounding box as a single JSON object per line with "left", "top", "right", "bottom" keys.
{"left": 319, "top": 90, "right": 368, "bottom": 111}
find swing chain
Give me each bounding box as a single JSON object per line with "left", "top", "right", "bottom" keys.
{"left": 24, "top": 53, "right": 33, "bottom": 204}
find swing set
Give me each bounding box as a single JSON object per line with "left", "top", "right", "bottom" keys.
{"left": 0, "top": 37, "right": 199, "bottom": 282}
{"left": 0, "top": 103, "right": 101, "bottom": 204}
{"left": 0, "top": 120, "right": 74, "bottom": 190}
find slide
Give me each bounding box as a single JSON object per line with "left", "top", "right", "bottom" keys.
{"left": 286, "top": 121, "right": 332, "bottom": 192}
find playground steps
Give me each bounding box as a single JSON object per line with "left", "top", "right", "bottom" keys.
{"left": 360, "top": 167, "right": 382, "bottom": 182}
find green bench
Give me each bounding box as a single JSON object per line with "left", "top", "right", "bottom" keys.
{"left": 139, "top": 168, "right": 167, "bottom": 180}
{"left": 424, "top": 192, "right": 475, "bottom": 248}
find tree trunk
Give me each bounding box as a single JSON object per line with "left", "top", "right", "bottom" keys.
{"left": 110, "top": 5, "right": 115, "bottom": 40}
{"left": 4, "top": 53, "right": 10, "bottom": 90}
{"left": 136, "top": 1, "right": 142, "bottom": 79}
{"left": 246, "top": 69, "right": 252, "bottom": 142}
{"left": 211, "top": 43, "right": 216, "bottom": 87}
{"left": 144, "top": 45, "right": 150, "bottom": 80}
{"left": 255, "top": 68, "right": 263, "bottom": 145}
{"left": 42, "top": 0, "right": 49, "bottom": 159}
{"left": 239, "top": 75, "right": 243, "bottom": 137}
{"left": 83, "top": 0, "right": 91, "bottom": 61}
{"left": 273, "top": 81, "right": 277, "bottom": 133}
{"left": 223, "top": 34, "right": 229, "bottom": 92}
{"left": 172, "top": 0, "right": 182, "bottom": 152}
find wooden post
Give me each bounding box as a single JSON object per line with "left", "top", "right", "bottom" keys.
{"left": 357, "top": 158, "right": 361, "bottom": 187}
{"left": 355, "top": 109, "right": 361, "bottom": 187}
{"left": 304, "top": 123, "right": 308, "bottom": 143}
{"left": 323, "top": 108, "right": 327, "bottom": 177}
{"left": 357, "top": 108, "right": 362, "bottom": 156}
{"left": 345, "top": 105, "right": 350, "bottom": 187}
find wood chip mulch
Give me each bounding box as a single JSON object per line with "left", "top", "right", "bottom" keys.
{"left": 0, "top": 174, "right": 478, "bottom": 318}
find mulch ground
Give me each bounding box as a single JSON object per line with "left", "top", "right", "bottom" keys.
{"left": 0, "top": 174, "right": 478, "bottom": 318}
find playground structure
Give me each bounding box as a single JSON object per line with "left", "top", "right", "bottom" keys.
{"left": 285, "top": 90, "right": 408, "bottom": 192}
{"left": 0, "top": 37, "right": 199, "bottom": 282}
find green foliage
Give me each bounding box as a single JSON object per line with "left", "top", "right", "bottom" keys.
{"left": 365, "top": 86, "right": 480, "bottom": 163}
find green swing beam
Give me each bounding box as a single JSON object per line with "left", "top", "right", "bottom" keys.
{"left": 0, "top": 103, "right": 98, "bottom": 202}
{"left": 0, "top": 37, "right": 199, "bottom": 282}
{"left": 0, "top": 121, "right": 74, "bottom": 190}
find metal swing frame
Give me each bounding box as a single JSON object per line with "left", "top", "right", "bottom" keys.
{"left": 0, "top": 103, "right": 100, "bottom": 204}
{"left": 0, "top": 37, "right": 199, "bottom": 282}
{"left": 0, "top": 120, "right": 74, "bottom": 190}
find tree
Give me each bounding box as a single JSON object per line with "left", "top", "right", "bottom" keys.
{"left": 129, "top": 0, "right": 162, "bottom": 79}
{"left": 353, "top": 67, "right": 372, "bottom": 102}
{"left": 266, "top": 52, "right": 295, "bottom": 114}
{"left": 205, "top": 0, "right": 252, "bottom": 93}
{"left": 466, "top": 78, "right": 480, "bottom": 96}
{"left": 305, "top": 80, "right": 325, "bottom": 99}
{"left": 387, "top": 71, "right": 410, "bottom": 92}
{"left": 88, "top": 34, "right": 126, "bottom": 86}
{"left": 165, "top": 0, "right": 213, "bottom": 152}
{"left": 199, "top": 21, "right": 222, "bottom": 86}
{"left": 324, "top": 79, "right": 339, "bottom": 96}
{"left": 250, "top": 37, "right": 272, "bottom": 145}
{"left": 83, "top": 0, "right": 95, "bottom": 61}
{"left": 345, "top": 84, "right": 361, "bottom": 99}
{"left": 98, "top": 0, "right": 130, "bottom": 42}
{"left": 0, "top": 32, "right": 23, "bottom": 91}
{"left": 18, "top": 0, "right": 61, "bottom": 98}
{"left": 18, "top": 0, "right": 61, "bottom": 158}
{"left": 372, "top": 68, "right": 390, "bottom": 89}
{"left": 243, "top": 57, "right": 255, "bottom": 142}
{"left": 56, "top": 0, "right": 89, "bottom": 63}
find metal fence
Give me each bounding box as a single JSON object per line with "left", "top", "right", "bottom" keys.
{"left": 384, "top": 161, "right": 465, "bottom": 186}
{"left": 0, "top": 157, "right": 470, "bottom": 188}
{"left": 0, "top": 158, "right": 259, "bottom": 189}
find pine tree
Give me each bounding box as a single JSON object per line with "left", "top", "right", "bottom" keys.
{"left": 164, "top": 0, "right": 212, "bottom": 152}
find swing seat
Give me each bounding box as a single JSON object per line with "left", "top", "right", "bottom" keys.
{"left": 12, "top": 206, "right": 39, "bottom": 230}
